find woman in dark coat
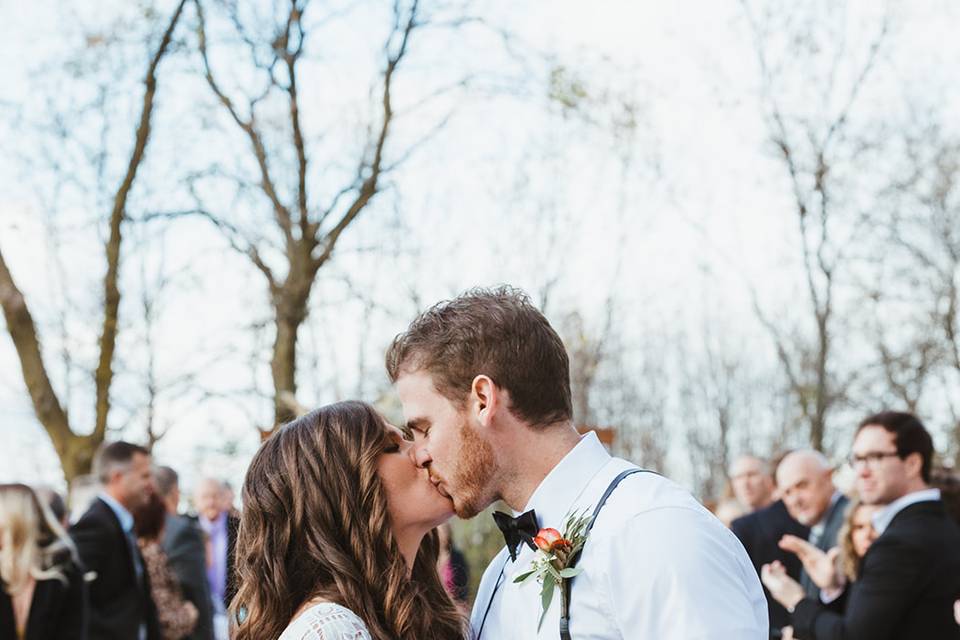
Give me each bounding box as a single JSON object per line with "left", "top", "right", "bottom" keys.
{"left": 0, "top": 483, "right": 87, "bottom": 640}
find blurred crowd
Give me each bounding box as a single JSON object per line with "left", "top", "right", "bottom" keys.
{"left": 709, "top": 411, "right": 960, "bottom": 639}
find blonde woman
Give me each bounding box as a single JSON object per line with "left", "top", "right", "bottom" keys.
{"left": 0, "top": 484, "right": 87, "bottom": 640}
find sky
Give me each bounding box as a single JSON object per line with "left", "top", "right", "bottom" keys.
{"left": 2, "top": 0, "right": 959, "bottom": 494}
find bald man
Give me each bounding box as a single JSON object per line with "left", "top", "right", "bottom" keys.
{"left": 776, "top": 450, "right": 849, "bottom": 598}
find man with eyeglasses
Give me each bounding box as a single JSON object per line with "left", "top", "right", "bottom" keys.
{"left": 768, "top": 411, "right": 960, "bottom": 639}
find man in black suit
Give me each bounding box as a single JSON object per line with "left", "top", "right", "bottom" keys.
{"left": 194, "top": 478, "right": 240, "bottom": 639}
{"left": 768, "top": 412, "right": 960, "bottom": 639}
{"left": 776, "top": 449, "right": 849, "bottom": 598}
{"left": 731, "top": 453, "right": 809, "bottom": 637}
{"left": 732, "top": 496, "right": 810, "bottom": 636}
{"left": 155, "top": 466, "right": 214, "bottom": 640}
{"left": 71, "top": 441, "right": 160, "bottom": 640}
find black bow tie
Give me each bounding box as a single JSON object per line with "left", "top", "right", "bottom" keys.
{"left": 492, "top": 509, "right": 539, "bottom": 561}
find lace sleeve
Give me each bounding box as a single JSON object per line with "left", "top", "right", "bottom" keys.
{"left": 279, "top": 603, "right": 373, "bottom": 640}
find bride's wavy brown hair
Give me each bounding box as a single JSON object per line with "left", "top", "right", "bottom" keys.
{"left": 230, "top": 401, "right": 466, "bottom": 640}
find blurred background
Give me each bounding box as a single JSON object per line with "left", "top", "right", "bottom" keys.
{"left": 2, "top": 0, "right": 959, "bottom": 598}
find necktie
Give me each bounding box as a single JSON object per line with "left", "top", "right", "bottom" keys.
{"left": 492, "top": 509, "right": 539, "bottom": 561}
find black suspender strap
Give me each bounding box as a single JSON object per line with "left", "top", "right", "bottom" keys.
{"left": 559, "top": 468, "right": 654, "bottom": 640}
{"left": 476, "top": 554, "right": 511, "bottom": 639}
{"left": 477, "top": 467, "right": 655, "bottom": 640}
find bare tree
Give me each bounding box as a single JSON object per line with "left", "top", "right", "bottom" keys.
{"left": 740, "top": 1, "right": 891, "bottom": 450}
{"left": 0, "top": 0, "right": 188, "bottom": 482}
{"left": 187, "top": 0, "right": 434, "bottom": 433}
{"left": 875, "top": 126, "right": 960, "bottom": 461}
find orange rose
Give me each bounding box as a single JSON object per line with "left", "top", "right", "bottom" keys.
{"left": 534, "top": 527, "right": 569, "bottom": 552}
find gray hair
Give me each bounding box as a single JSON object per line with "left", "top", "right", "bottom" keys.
{"left": 93, "top": 441, "right": 149, "bottom": 484}
{"left": 154, "top": 466, "right": 179, "bottom": 498}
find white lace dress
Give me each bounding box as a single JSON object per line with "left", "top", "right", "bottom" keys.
{"left": 278, "top": 602, "right": 372, "bottom": 640}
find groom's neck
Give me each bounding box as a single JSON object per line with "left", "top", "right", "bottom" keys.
{"left": 497, "top": 421, "right": 581, "bottom": 511}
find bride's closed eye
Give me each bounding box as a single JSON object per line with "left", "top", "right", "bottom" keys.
{"left": 383, "top": 431, "right": 403, "bottom": 453}
{"left": 384, "top": 442, "right": 401, "bottom": 454}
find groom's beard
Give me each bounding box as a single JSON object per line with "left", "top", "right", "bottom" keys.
{"left": 449, "top": 417, "right": 495, "bottom": 519}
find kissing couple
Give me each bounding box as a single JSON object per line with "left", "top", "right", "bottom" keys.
{"left": 231, "top": 287, "right": 769, "bottom": 639}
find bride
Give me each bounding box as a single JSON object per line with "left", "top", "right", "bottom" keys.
{"left": 229, "top": 401, "right": 467, "bottom": 640}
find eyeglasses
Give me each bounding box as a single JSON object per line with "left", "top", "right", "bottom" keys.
{"left": 847, "top": 451, "right": 901, "bottom": 469}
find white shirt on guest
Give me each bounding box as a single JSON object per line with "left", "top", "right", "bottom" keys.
{"left": 470, "top": 432, "right": 768, "bottom": 639}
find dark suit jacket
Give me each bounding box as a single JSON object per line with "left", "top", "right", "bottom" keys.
{"left": 800, "top": 493, "right": 850, "bottom": 598}
{"left": 70, "top": 497, "right": 160, "bottom": 640}
{"left": 0, "top": 557, "right": 88, "bottom": 640}
{"left": 731, "top": 499, "right": 810, "bottom": 635}
{"left": 162, "top": 514, "right": 214, "bottom": 640}
{"left": 792, "top": 499, "right": 960, "bottom": 639}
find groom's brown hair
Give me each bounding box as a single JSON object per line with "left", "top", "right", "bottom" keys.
{"left": 386, "top": 285, "right": 573, "bottom": 426}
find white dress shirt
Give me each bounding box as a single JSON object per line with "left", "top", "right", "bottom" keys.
{"left": 470, "top": 432, "right": 768, "bottom": 639}
{"left": 871, "top": 487, "right": 942, "bottom": 535}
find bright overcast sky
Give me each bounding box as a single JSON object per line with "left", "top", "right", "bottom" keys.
{"left": 2, "top": 0, "right": 959, "bottom": 491}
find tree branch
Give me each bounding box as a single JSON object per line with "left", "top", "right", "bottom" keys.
{"left": 195, "top": 0, "right": 296, "bottom": 250}
{"left": 93, "top": 0, "right": 188, "bottom": 442}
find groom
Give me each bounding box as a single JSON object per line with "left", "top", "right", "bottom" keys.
{"left": 387, "top": 286, "right": 768, "bottom": 639}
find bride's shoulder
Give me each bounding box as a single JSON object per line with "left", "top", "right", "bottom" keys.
{"left": 278, "top": 602, "right": 372, "bottom": 640}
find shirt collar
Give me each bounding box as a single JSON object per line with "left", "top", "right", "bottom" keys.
{"left": 871, "top": 488, "right": 941, "bottom": 535}
{"left": 199, "top": 510, "right": 227, "bottom": 533}
{"left": 99, "top": 492, "right": 134, "bottom": 534}
{"left": 520, "top": 431, "right": 611, "bottom": 530}
{"left": 810, "top": 491, "right": 843, "bottom": 536}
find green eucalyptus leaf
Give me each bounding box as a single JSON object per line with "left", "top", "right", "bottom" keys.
{"left": 537, "top": 576, "right": 556, "bottom": 631}
{"left": 513, "top": 569, "right": 538, "bottom": 585}
{"left": 559, "top": 567, "right": 582, "bottom": 578}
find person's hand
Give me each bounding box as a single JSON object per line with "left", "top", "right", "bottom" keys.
{"left": 781, "top": 626, "right": 795, "bottom": 640}
{"left": 761, "top": 561, "right": 805, "bottom": 612}
{"left": 779, "top": 534, "right": 842, "bottom": 590}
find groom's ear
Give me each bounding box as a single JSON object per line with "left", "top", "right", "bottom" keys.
{"left": 470, "top": 374, "right": 498, "bottom": 426}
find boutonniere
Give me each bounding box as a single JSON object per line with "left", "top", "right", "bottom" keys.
{"left": 513, "top": 508, "right": 592, "bottom": 631}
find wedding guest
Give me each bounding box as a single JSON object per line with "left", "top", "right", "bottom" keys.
{"left": 193, "top": 478, "right": 238, "bottom": 640}
{"left": 217, "top": 482, "right": 240, "bottom": 519}
{"left": 835, "top": 499, "right": 880, "bottom": 583}
{"left": 436, "top": 523, "right": 469, "bottom": 608}
{"left": 731, "top": 456, "right": 809, "bottom": 637}
{"left": 730, "top": 455, "right": 777, "bottom": 512}
{"left": 775, "top": 450, "right": 849, "bottom": 598}
{"left": 32, "top": 487, "right": 69, "bottom": 529}
{"left": 71, "top": 441, "right": 160, "bottom": 640}
{"left": 762, "top": 498, "right": 881, "bottom": 621}
{"left": 765, "top": 412, "right": 960, "bottom": 639}
{"left": 0, "top": 484, "right": 87, "bottom": 640}
{"left": 155, "top": 466, "right": 214, "bottom": 640}
{"left": 932, "top": 468, "right": 960, "bottom": 525}
{"left": 230, "top": 401, "right": 466, "bottom": 639}
{"left": 134, "top": 492, "right": 199, "bottom": 640}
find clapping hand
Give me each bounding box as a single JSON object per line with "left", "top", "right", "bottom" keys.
{"left": 761, "top": 560, "right": 805, "bottom": 612}
{"left": 779, "top": 534, "right": 843, "bottom": 590}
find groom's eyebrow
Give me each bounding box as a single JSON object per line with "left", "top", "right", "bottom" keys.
{"left": 405, "top": 417, "right": 429, "bottom": 434}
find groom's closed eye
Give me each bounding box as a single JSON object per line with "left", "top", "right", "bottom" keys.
{"left": 406, "top": 418, "right": 430, "bottom": 438}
